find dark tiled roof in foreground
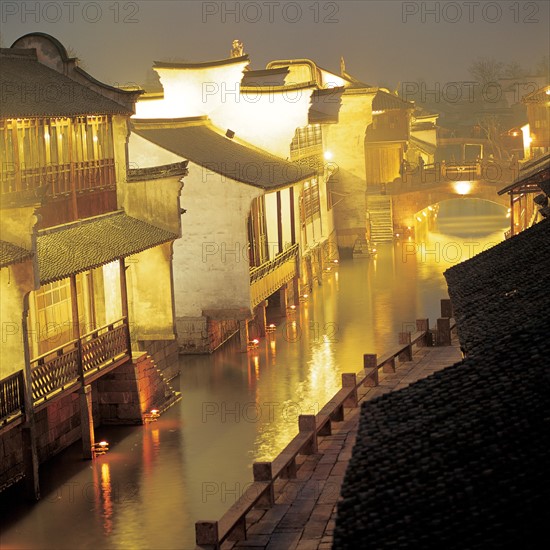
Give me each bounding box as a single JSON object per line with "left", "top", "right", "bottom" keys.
{"left": 334, "top": 219, "right": 550, "bottom": 550}
{"left": 131, "top": 118, "right": 315, "bottom": 189}
{"left": 37, "top": 211, "right": 177, "bottom": 284}
{"left": 0, "top": 50, "right": 133, "bottom": 118}
{"left": 0, "top": 240, "right": 33, "bottom": 268}
{"left": 445, "top": 218, "right": 550, "bottom": 357}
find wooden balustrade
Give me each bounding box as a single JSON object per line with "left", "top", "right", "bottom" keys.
{"left": 1, "top": 159, "right": 115, "bottom": 196}
{"left": 196, "top": 302, "right": 457, "bottom": 548}
{"left": 81, "top": 318, "right": 129, "bottom": 375}
{"left": 28, "top": 317, "right": 129, "bottom": 406}
{"left": 250, "top": 244, "right": 299, "bottom": 308}
{"left": 30, "top": 341, "right": 80, "bottom": 404}
{"left": 0, "top": 371, "right": 25, "bottom": 426}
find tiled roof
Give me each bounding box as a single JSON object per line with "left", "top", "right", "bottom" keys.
{"left": 372, "top": 90, "right": 414, "bottom": 111}
{"left": 0, "top": 50, "right": 133, "bottom": 118}
{"left": 335, "top": 218, "right": 550, "bottom": 549}
{"left": 0, "top": 240, "right": 33, "bottom": 268}
{"left": 131, "top": 118, "right": 315, "bottom": 189}
{"left": 444, "top": 217, "right": 550, "bottom": 356}
{"left": 37, "top": 211, "right": 177, "bottom": 284}
{"left": 498, "top": 153, "right": 550, "bottom": 195}
{"left": 241, "top": 67, "right": 289, "bottom": 87}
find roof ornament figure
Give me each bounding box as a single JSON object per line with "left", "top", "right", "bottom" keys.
{"left": 340, "top": 56, "right": 346, "bottom": 76}
{"left": 230, "top": 39, "right": 244, "bottom": 58}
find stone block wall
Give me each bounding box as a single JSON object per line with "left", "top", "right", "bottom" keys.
{"left": 138, "top": 338, "right": 179, "bottom": 380}
{"left": 177, "top": 316, "right": 239, "bottom": 354}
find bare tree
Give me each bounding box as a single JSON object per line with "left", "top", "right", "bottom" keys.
{"left": 503, "top": 61, "right": 527, "bottom": 79}
{"left": 468, "top": 58, "right": 504, "bottom": 85}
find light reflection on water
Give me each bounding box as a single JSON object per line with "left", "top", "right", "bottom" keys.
{"left": 1, "top": 200, "right": 508, "bottom": 550}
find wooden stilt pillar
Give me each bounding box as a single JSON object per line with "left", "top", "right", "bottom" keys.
{"left": 69, "top": 275, "right": 95, "bottom": 459}
{"left": 239, "top": 320, "right": 249, "bottom": 352}
{"left": 119, "top": 258, "right": 132, "bottom": 354}
{"left": 21, "top": 294, "right": 40, "bottom": 500}
{"left": 80, "top": 385, "right": 94, "bottom": 460}
{"left": 291, "top": 277, "right": 300, "bottom": 305}
{"left": 279, "top": 285, "right": 288, "bottom": 316}
{"left": 256, "top": 301, "right": 267, "bottom": 337}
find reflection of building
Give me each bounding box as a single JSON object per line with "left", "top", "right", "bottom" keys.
{"left": 0, "top": 34, "right": 186, "bottom": 496}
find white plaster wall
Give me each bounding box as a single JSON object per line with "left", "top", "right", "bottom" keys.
{"left": 128, "top": 132, "right": 183, "bottom": 169}
{"left": 173, "top": 162, "right": 262, "bottom": 317}
{"left": 280, "top": 188, "right": 292, "bottom": 247}
{"left": 264, "top": 192, "right": 279, "bottom": 260}
{"left": 0, "top": 263, "right": 33, "bottom": 378}
{"left": 212, "top": 89, "right": 313, "bottom": 158}
{"left": 153, "top": 61, "right": 249, "bottom": 119}
{"left": 127, "top": 243, "right": 175, "bottom": 340}
{"left": 324, "top": 93, "right": 374, "bottom": 179}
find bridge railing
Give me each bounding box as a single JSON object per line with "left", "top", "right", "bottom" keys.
{"left": 396, "top": 159, "right": 517, "bottom": 190}
{"left": 195, "top": 300, "right": 457, "bottom": 548}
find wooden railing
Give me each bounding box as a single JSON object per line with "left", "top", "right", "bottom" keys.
{"left": 30, "top": 341, "right": 80, "bottom": 403}
{"left": 29, "top": 317, "right": 129, "bottom": 405}
{"left": 0, "top": 371, "right": 25, "bottom": 426}
{"left": 82, "top": 318, "right": 129, "bottom": 375}
{"left": 1, "top": 159, "right": 116, "bottom": 196}
{"left": 250, "top": 244, "right": 299, "bottom": 308}
{"left": 196, "top": 301, "right": 456, "bottom": 548}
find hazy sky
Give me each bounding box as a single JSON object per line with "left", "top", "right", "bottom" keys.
{"left": 1, "top": 1, "right": 548, "bottom": 89}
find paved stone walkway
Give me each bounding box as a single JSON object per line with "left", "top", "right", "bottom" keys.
{"left": 220, "top": 337, "right": 463, "bottom": 550}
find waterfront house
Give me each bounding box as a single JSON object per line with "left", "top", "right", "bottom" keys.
{"left": 0, "top": 33, "right": 186, "bottom": 496}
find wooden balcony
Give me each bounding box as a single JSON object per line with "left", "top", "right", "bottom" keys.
{"left": 28, "top": 317, "right": 130, "bottom": 411}
{"left": 1, "top": 159, "right": 116, "bottom": 198}
{"left": 0, "top": 371, "right": 25, "bottom": 429}
{"left": 250, "top": 244, "right": 299, "bottom": 308}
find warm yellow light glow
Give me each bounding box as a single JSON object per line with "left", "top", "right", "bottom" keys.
{"left": 454, "top": 181, "right": 472, "bottom": 195}
{"left": 324, "top": 151, "right": 333, "bottom": 161}
{"left": 99, "top": 441, "right": 108, "bottom": 447}
{"left": 416, "top": 217, "right": 422, "bottom": 222}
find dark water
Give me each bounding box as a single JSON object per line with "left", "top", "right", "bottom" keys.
{"left": 0, "top": 199, "right": 508, "bottom": 550}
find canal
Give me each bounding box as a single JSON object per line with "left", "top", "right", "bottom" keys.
{"left": 0, "top": 199, "right": 508, "bottom": 550}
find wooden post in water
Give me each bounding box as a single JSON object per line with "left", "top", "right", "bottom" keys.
{"left": 239, "top": 320, "right": 249, "bottom": 353}
{"left": 279, "top": 285, "right": 288, "bottom": 315}
{"left": 70, "top": 274, "right": 94, "bottom": 459}
{"left": 21, "top": 294, "right": 40, "bottom": 501}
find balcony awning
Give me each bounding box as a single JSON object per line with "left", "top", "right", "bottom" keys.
{"left": 37, "top": 211, "right": 177, "bottom": 284}
{"left": 0, "top": 240, "right": 33, "bottom": 268}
